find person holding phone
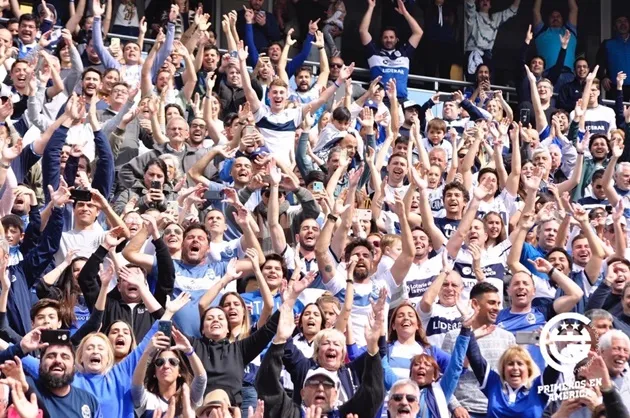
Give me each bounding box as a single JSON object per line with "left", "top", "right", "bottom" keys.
{"left": 131, "top": 328, "right": 207, "bottom": 417}
{"left": 113, "top": 158, "right": 175, "bottom": 215}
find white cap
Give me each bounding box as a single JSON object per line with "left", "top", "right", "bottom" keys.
{"left": 304, "top": 368, "right": 341, "bottom": 390}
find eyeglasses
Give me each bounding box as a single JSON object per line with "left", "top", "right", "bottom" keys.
{"left": 164, "top": 228, "right": 182, "bottom": 235}
{"left": 305, "top": 379, "right": 335, "bottom": 388}
{"left": 191, "top": 123, "right": 206, "bottom": 129}
{"left": 112, "top": 89, "right": 128, "bottom": 94}
{"left": 391, "top": 394, "right": 418, "bottom": 403}
{"left": 155, "top": 358, "right": 180, "bottom": 367}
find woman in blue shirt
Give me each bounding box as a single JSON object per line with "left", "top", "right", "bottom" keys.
{"left": 466, "top": 330, "right": 560, "bottom": 418}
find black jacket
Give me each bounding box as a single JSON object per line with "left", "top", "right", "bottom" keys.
{"left": 78, "top": 238, "right": 175, "bottom": 341}
{"left": 256, "top": 342, "right": 384, "bottom": 418}
{"left": 189, "top": 309, "right": 280, "bottom": 406}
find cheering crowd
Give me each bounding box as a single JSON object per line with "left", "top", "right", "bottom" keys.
{"left": 0, "top": 0, "right": 626, "bottom": 417}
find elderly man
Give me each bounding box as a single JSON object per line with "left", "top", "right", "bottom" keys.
{"left": 386, "top": 379, "right": 421, "bottom": 418}
{"left": 598, "top": 330, "right": 630, "bottom": 412}
{"left": 255, "top": 302, "right": 384, "bottom": 418}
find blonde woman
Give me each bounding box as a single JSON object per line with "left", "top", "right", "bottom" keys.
{"left": 20, "top": 293, "right": 191, "bottom": 418}
{"left": 466, "top": 325, "right": 559, "bottom": 418}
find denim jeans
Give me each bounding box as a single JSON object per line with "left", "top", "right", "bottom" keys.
{"left": 240, "top": 385, "right": 258, "bottom": 416}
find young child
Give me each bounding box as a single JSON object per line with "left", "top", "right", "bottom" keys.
{"left": 376, "top": 234, "right": 403, "bottom": 276}
{"left": 323, "top": 0, "right": 346, "bottom": 57}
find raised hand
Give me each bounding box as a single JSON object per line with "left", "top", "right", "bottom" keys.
{"left": 19, "top": 327, "right": 48, "bottom": 354}
{"left": 560, "top": 29, "right": 571, "bottom": 49}
{"left": 8, "top": 379, "right": 39, "bottom": 418}
{"left": 48, "top": 181, "right": 71, "bottom": 208}
{"left": 92, "top": 0, "right": 104, "bottom": 16}
{"left": 165, "top": 292, "right": 191, "bottom": 315}
{"left": 528, "top": 257, "right": 553, "bottom": 274}
{"left": 337, "top": 63, "right": 355, "bottom": 82}
{"left": 348, "top": 164, "right": 364, "bottom": 188}
{"left": 524, "top": 24, "right": 533, "bottom": 44}
{"left": 247, "top": 400, "right": 265, "bottom": 418}
{"left": 237, "top": 40, "right": 248, "bottom": 61}
{"left": 275, "top": 302, "right": 296, "bottom": 342}
{"left": 169, "top": 4, "right": 180, "bottom": 22}
{"left": 617, "top": 71, "right": 627, "bottom": 90}
{"left": 311, "top": 31, "right": 325, "bottom": 49}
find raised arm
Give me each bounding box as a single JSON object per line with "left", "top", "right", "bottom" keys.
{"left": 572, "top": 204, "right": 605, "bottom": 284}
{"left": 413, "top": 167, "right": 446, "bottom": 249}
{"left": 445, "top": 185, "right": 488, "bottom": 258}
{"left": 419, "top": 258, "right": 450, "bottom": 314}
{"left": 396, "top": 0, "right": 423, "bottom": 48}
{"left": 90, "top": 0, "right": 121, "bottom": 71}
{"left": 604, "top": 140, "right": 623, "bottom": 206}
{"left": 524, "top": 65, "right": 548, "bottom": 132}
{"left": 237, "top": 42, "right": 262, "bottom": 114}
{"left": 197, "top": 259, "right": 242, "bottom": 317}
{"left": 529, "top": 257, "right": 583, "bottom": 313}
{"left": 315, "top": 199, "right": 348, "bottom": 284}
{"left": 567, "top": 0, "right": 578, "bottom": 27}
{"left": 389, "top": 189, "right": 415, "bottom": 285}
{"left": 532, "top": 0, "right": 543, "bottom": 26}
{"left": 359, "top": 0, "right": 375, "bottom": 46}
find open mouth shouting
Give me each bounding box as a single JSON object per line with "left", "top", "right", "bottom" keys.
{"left": 88, "top": 354, "right": 102, "bottom": 368}
{"left": 49, "top": 361, "right": 66, "bottom": 375}
{"left": 396, "top": 405, "right": 413, "bottom": 417}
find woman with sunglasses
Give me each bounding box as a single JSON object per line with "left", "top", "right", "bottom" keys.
{"left": 131, "top": 328, "right": 207, "bottom": 417}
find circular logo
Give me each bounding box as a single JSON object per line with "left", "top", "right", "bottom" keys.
{"left": 539, "top": 313, "right": 596, "bottom": 373}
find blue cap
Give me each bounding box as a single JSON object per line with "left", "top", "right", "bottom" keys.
{"left": 365, "top": 99, "right": 378, "bottom": 110}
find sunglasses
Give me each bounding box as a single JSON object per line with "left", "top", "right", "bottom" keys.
{"left": 391, "top": 394, "right": 418, "bottom": 403}
{"left": 155, "top": 358, "right": 180, "bottom": 367}
{"left": 164, "top": 228, "right": 182, "bottom": 235}
{"left": 331, "top": 63, "right": 343, "bottom": 68}
{"left": 305, "top": 378, "right": 336, "bottom": 388}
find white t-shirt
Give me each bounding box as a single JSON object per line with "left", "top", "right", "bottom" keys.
{"left": 418, "top": 303, "right": 462, "bottom": 348}
{"left": 55, "top": 228, "right": 106, "bottom": 265}
{"left": 253, "top": 104, "right": 303, "bottom": 166}
{"left": 388, "top": 255, "right": 444, "bottom": 310}
{"left": 114, "top": 3, "right": 140, "bottom": 27}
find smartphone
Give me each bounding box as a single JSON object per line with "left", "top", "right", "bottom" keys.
{"left": 243, "top": 125, "right": 256, "bottom": 136}
{"left": 354, "top": 209, "right": 372, "bottom": 222}
{"left": 70, "top": 189, "right": 92, "bottom": 202}
{"left": 150, "top": 180, "right": 162, "bottom": 190}
{"left": 50, "top": 28, "right": 62, "bottom": 41}
{"left": 41, "top": 329, "right": 70, "bottom": 345}
{"left": 157, "top": 320, "right": 172, "bottom": 338}
{"left": 110, "top": 37, "right": 120, "bottom": 49}
{"left": 486, "top": 91, "right": 495, "bottom": 99}
{"left": 260, "top": 56, "right": 270, "bottom": 63}
{"left": 515, "top": 330, "right": 540, "bottom": 345}
{"left": 312, "top": 181, "right": 324, "bottom": 192}
{"left": 520, "top": 108, "right": 531, "bottom": 125}
{"left": 339, "top": 149, "right": 348, "bottom": 161}
{"left": 229, "top": 50, "right": 238, "bottom": 58}
{"left": 438, "top": 93, "right": 453, "bottom": 102}
{"left": 205, "top": 189, "right": 225, "bottom": 201}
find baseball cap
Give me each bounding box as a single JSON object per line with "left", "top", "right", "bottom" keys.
{"left": 304, "top": 368, "right": 341, "bottom": 390}
{"left": 364, "top": 99, "right": 378, "bottom": 110}
{"left": 402, "top": 100, "right": 421, "bottom": 112}
{"left": 605, "top": 215, "right": 626, "bottom": 226}
{"left": 195, "top": 389, "right": 231, "bottom": 416}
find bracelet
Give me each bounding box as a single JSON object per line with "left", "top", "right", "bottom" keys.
{"left": 185, "top": 349, "right": 194, "bottom": 357}
{"left": 333, "top": 80, "right": 340, "bottom": 88}
{"left": 576, "top": 151, "right": 584, "bottom": 155}
{"left": 548, "top": 267, "right": 556, "bottom": 278}
{"left": 345, "top": 279, "right": 353, "bottom": 284}
{"left": 327, "top": 214, "right": 338, "bottom": 222}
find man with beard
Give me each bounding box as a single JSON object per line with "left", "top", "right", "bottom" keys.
{"left": 598, "top": 15, "right": 630, "bottom": 99}
{"left": 161, "top": 220, "right": 263, "bottom": 337}
{"left": 282, "top": 218, "right": 322, "bottom": 290}
{"left": 359, "top": 0, "right": 423, "bottom": 101}
{"left": 442, "top": 282, "right": 515, "bottom": 418}
{"left": 316, "top": 193, "right": 414, "bottom": 345}
{"left": 30, "top": 342, "right": 102, "bottom": 417}
{"left": 284, "top": 30, "right": 330, "bottom": 122}
{"left": 533, "top": 0, "right": 578, "bottom": 80}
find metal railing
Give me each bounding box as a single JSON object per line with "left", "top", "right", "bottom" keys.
{"left": 5, "top": 19, "right": 626, "bottom": 107}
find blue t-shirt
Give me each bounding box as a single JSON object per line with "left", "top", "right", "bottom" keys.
{"left": 534, "top": 22, "right": 577, "bottom": 70}
{"left": 365, "top": 41, "right": 415, "bottom": 100}
{"left": 172, "top": 259, "right": 229, "bottom": 337}
{"left": 240, "top": 290, "right": 304, "bottom": 326}
{"left": 70, "top": 296, "right": 90, "bottom": 335}
{"left": 435, "top": 217, "right": 460, "bottom": 239}
{"left": 27, "top": 376, "right": 102, "bottom": 418}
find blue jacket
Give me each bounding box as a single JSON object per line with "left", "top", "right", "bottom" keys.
{"left": 5, "top": 206, "right": 64, "bottom": 336}
{"left": 597, "top": 35, "right": 630, "bottom": 86}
